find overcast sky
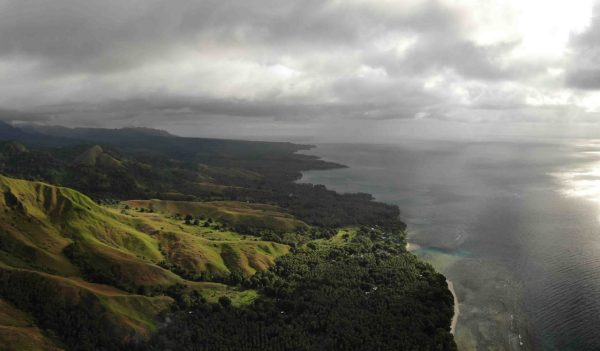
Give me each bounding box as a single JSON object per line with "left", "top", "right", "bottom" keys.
{"left": 2, "top": 0, "right": 600, "bottom": 142}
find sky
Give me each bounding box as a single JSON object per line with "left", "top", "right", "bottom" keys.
{"left": 1, "top": 0, "right": 600, "bottom": 142}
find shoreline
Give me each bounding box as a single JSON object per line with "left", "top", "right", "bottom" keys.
{"left": 447, "top": 279, "right": 460, "bottom": 335}
{"left": 299, "top": 148, "right": 461, "bottom": 340}
{"left": 407, "top": 241, "right": 459, "bottom": 334}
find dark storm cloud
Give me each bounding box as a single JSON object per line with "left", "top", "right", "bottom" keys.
{"left": 0, "top": 0, "right": 585, "bottom": 137}
{"left": 0, "top": 0, "right": 479, "bottom": 120}
{"left": 0, "top": 0, "right": 501, "bottom": 75}
{"left": 566, "top": 4, "right": 600, "bottom": 90}
{"left": 29, "top": 93, "right": 431, "bottom": 124}
{"left": 0, "top": 0, "right": 373, "bottom": 73}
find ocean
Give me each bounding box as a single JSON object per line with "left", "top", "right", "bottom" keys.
{"left": 298, "top": 140, "right": 600, "bottom": 351}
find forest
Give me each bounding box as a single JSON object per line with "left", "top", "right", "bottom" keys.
{"left": 145, "top": 227, "right": 456, "bottom": 351}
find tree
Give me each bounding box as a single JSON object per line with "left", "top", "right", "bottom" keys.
{"left": 184, "top": 214, "right": 193, "bottom": 225}
{"left": 218, "top": 296, "right": 232, "bottom": 308}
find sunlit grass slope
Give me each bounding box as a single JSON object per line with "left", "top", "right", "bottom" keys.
{"left": 0, "top": 174, "right": 177, "bottom": 289}
{"left": 126, "top": 199, "right": 307, "bottom": 233}
{"left": 114, "top": 206, "right": 291, "bottom": 277}
{"left": 0, "top": 174, "right": 291, "bottom": 344}
{"left": 0, "top": 175, "right": 179, "bottom": 343}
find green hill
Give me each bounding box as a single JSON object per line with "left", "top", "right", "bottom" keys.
{"left": 0, "top": 174, "right": 288, "bottom": 348}
{"left": 126, "top": 199, "right": 308, "bottom": 234}
{"left": 0, "top": 174, "right": 290, "bottom": 284}
{"left": 116, "top": 203, "right": 291, "bottom": 278}
{"left": 0, "top": 174, "right": 176, "bottom": 288}
{"left": 74, "top": 145, "right": 123, "bottom": 168}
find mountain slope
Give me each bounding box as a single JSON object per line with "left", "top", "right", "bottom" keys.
{"left": 126, "top": 199, "right": 308, "bottom": 233}
{"left": 74, "top": 145, "right": 123, "bottom": 168}
{"left": 0, "top": 121, "right": 30, "bottom": 141}
{"left": 0, "top": 175, "right": 178, "bottom": 347}
{"left": 0, "top": 298, "right": 63, "bottom": 351}
{"left": 0, "top": 174, "right": 176, "bottom": 288}
{"left": 0, "top": 174, "right": 292, "bottom": 349}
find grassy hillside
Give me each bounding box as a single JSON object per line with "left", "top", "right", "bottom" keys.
{"left": 0, "top": 174, "right": 289, "bottom": 349}
{"left": 0, "top": 298, "right": 63, "bottom": 351}
{"left": 0, "top": 268, "right": 173, "bottom": 347}
{"left": 115, "top": 205, "right": 291, "bottom": 278}
{"left": 157, "top": 230, "right": 289, "bottom": 277}
{"left": 0, "top": 173, "right": 291, "bottom": 284}
{"left": 126, "top": 199, "right": 307, "bottom": 234}
{"left": 0, "top": 174, "right": 177, "bottom": 288}
{"left": 74, "top": 145, "right": 123, "bottom": 168}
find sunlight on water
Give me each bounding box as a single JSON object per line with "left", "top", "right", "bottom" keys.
{"left": 554, "top": 166, "right": 600, "bottom": 201}
{"left": 553, "top": 141, "right": 600, "bottom": 207}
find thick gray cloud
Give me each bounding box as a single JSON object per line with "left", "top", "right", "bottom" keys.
{"left": 0, "top": 0, "right": 499, "bottom": 75}
{"left": 0, "top": 0, "right": 598, "bottom": 140}
{"left": 0, "top": 108, "right": 51, "bottom": 122}
{"left": 566, "top": 4, "right": 600, "bottom": 90}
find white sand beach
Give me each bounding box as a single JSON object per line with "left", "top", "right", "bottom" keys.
{"left": 447, "top": 280, "right": 459, "bottom": 335}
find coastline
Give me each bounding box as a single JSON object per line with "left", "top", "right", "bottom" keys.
{"left": 298, "top": 147, "right": 460, "bottom": 343}
{"left": 447, "top": 279, "right": 460, "bottom": 335}
{"left": 407, "top": 241, "right": 459, "bottom": 334}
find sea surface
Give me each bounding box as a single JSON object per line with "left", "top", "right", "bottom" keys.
{"left": 298, "top": 140, "right": 600, "bottom": 351}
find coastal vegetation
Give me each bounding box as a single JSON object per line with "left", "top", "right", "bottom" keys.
{"left": 0, "top": 123, "right": 457, "bottom": 350}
